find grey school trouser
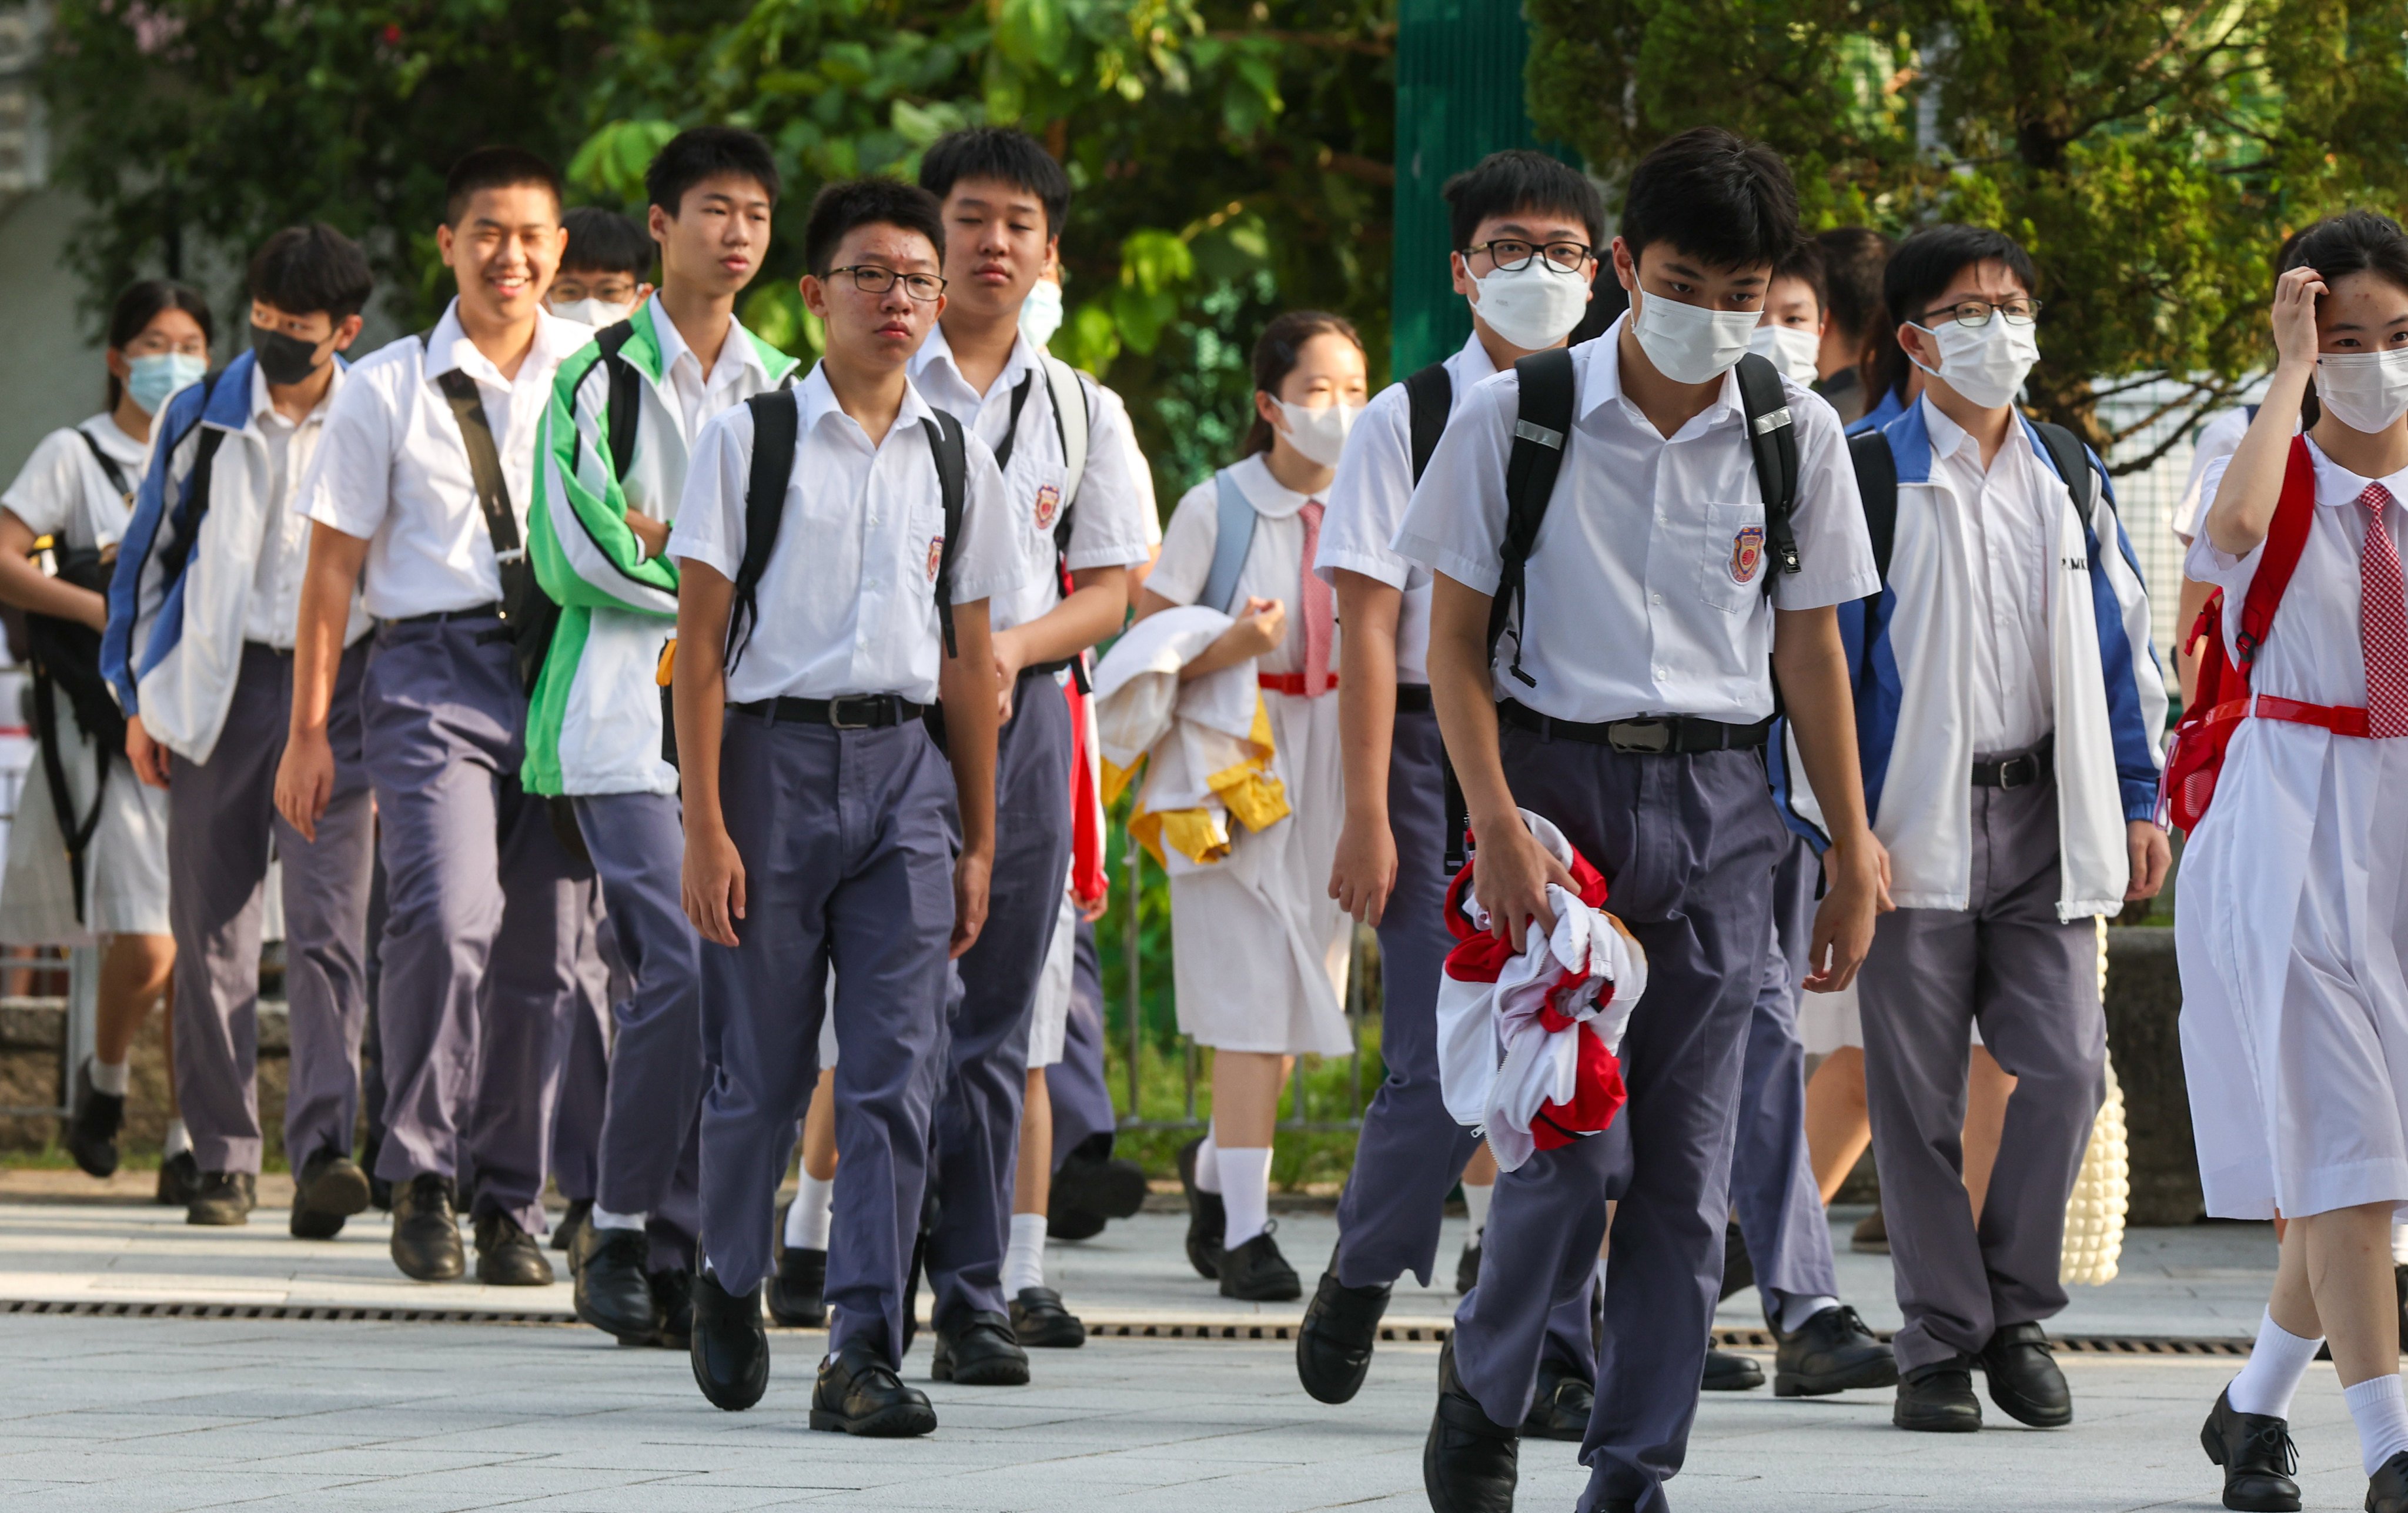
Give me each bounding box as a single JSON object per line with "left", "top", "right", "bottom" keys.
{"left": 549, "top": 900, "right": 615, "bottom": 1205}
{"left": 168, "top": 640, "right": 374, "bottom": 1176}
{"left": 695, "top": 706, "right": 958, "bottom": 1368}
{"left": 1046, "top": 916, "right": 1118, "bottom": 1165}
{"left": 927, "top": 673, "right": 1071, "bottom": 1325}
{"left": 1730, "top": 833, "right": 1842, "bottom": 1318}
{"left": 1858, "top": 772, "right": 2104, "bottom": 1372}
{"left": 578, "top": 789, "right": 706, "bottom": 1272}
{"left": 362, "top": 614, "right": 592, "bottom": 1236}
{"left": 1451, "top": 727, "right": 1783, "bottom": 1513}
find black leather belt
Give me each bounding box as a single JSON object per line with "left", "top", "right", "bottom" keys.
{"left": 1499, "top": 699, "right": 1772, "bottom": 754}
{"left": 1972, "top": 735, "right": 2054, "bottom": 789}
{"left": 730, "top": 694, "right": 925, "bottom": 729}
{"left": 389, "top": 603, "right": 503, "bottom": 624}
{"left": 1395, "top": 684, "right": 1434, "bottom": 713}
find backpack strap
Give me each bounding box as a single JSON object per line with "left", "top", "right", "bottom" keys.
{"left": 921, "top": 410, "right": 969, "bottom": 657}
{"left": 724, "top": 389, "right": 801, "bottom": 671}
{"left": 1402, "top": 360, "right": 1453, "bottom": 485}
{"left": 1200, "top": 469, "right": 1259, "bottom": 615}
{"left": 152, "top": 372, "right": 229, "bottom": 585}
{"left": 987, "top": 373, "right": 1038, "bottom": 473}
{"left": 73, "top": 427, "right": 133, "bottom": 506}
{"left": 2032, "top": 420, "right": 2102, "bottom": 518}
{"left": 1733, "top": 352, "right": 1801, "bottom": 593}
{"left": 1042, "top": 355, "right": 1090, "bottom": 510}
{"left": 1490, "top": 347, "right": 1576, "bottom": 687}
{"left": 1848, "top": 430, "right": 1900, "bottom": 585}
{"left": 2235, "top": 435, "right": 2319, "bottom": 672}
{"left": 594, "top": 318, "right": 643, "bottom": 480}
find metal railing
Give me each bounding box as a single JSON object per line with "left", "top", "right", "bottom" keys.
{"left": 0, "top": 944, "right": 96, "bottom": 1118}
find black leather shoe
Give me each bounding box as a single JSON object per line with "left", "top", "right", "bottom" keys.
{"left": 933, "top": 1311, "right": 1032, "bottom": 1385}
{"left": 551, "top": 1197, "right": 591, "bottom": 1258}
{"left": 64, "top": 1062, "right": 122, "bottom": 1178}
{"left": 1894, "top": 1354, "right": 1982, "bottom": 1432}
{"left": 649, "top": 1268, "right": 693, "bottom": 1351}
{"left": 1774, "top": 1304, "right": 1898, "bottom": 1396}
{"left": 185, "top": 1170, "right": 256, "bottom": 1226}
{"left": 1456, "top": 1233, "right": 1481, "bottom": 1295}
{"left": 2199, "top": 1387, "right": 2300, "bottom": 1512}
{"left": 389, "top": 1174, "right": 466, "bottom": 1282}
{"left": 1052, "top": 1146, "right": 1149, "bottom": 1230}
{"left": 1219, "top": 1224, "right": 1303, "bottom": 1302}
{"left": 1010, "top": 1287, "right": 1086, "bottom": 1348}
{"left": 812, "top": 1342, "right": 936, "bottom": 1437}
{"left": 1296, "top": 1264, "right": 1390, "bottom": 1404}
{"left": 1424, "top": 1337, "right": 1517, "bottom": 1513}
{"left": 768, "top": 1245, "right": 828, "bottom": 1328}
{"left": 2372, "top": 1449, "right": 2408, "bottom": 1513}
{"left": 1719, "top": 1218, "right": 1754, "bottom": 1302}
{"left": 291, "top": 1148, "right": 370, "bottom": 1240}
{"left": 473, "top": 1210, "right": 556, "bottom": 1287}
{"left": 1521, "top": 1358, "right": 1594, "bottom": 1441}
{"left": 155, "top": 1149, "right": 201, "bottom": 1207}
{"left": 1703, "top": 1343, "right": 1765, "bottom": 1391}
{"left": 1976, "top": 1321, "right": 2071, "bottom": 1427}
{"left": 1177, "top": 1137, "right": 1224, "bottom": 1279}
{"left": 575, "top": 1226, "right": 661, "bottom": 1342}
{"left": 689, "top": 1271, "right": 770, "bottom": 1411}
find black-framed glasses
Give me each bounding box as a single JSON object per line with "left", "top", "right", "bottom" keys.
{"left": 1463, "top": 238, "right": 1594, "bottom": 274}
{"left": 827, "top": 265, "right": 948, "bottom": 301}
{"left": 1918, "top": 297, "right": 2042, "bottom": 328}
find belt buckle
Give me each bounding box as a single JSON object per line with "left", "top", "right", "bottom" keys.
{"left": 827, "top": 695, "right": 880, "bottom": 730}
{"left": 1996, "top": 754, "right": 2035, "bottom": 790}
{"left": 1608, "top": 718, "right": 1673, "bottom": 754}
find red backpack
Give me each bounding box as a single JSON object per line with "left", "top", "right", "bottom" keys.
{"left": 2162, "top": 436, "right": 2335, "bottom": 831}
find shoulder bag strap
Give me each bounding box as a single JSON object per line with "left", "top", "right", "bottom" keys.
{"left": 73, "top": 427, "right": 133, "bottom": 506}
{"left": 922, "top": 410, "right": 969, "bottom": 657}
{"left": 1402, "top": 360, "right": 1453, "bottom": 486}
{"left": 987, "top": 373, "right": 1036, "bottom": 474}
{"left": 1491, "top": 347, "right": 1576, "bottom": 687}
{"left": 1732, "top": 353, "right": 1801, "bottom": 594}
{"left": 1200, "top": 469, "right": 1259, "bottom": 616}
{"left": 430, "top": 365, "right": 529, "bottom": 617}
{"left": 2235, "top": 434, "right": 2319, "bottom": 673}
{"left": 725, "top": 389, "right": 800, "bottom": 671}
{"left": 2032, "top": 420, "right": 2102, "bottom": 517}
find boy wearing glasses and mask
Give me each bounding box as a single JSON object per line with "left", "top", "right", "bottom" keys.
{"left": 1816, "top": 223, "right": 2169, "bottom": 1434}
{"left": 104, "top": 225, "right": 377, "bottom": 1237}
{"left": 670, "top": 178, "right": 1022, "bottom": 1437}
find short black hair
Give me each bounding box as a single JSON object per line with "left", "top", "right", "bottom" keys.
{"left": 1443, "top": 149, "right": 1604, "bottom": 252}
{"left": 918, "top": 126, "right": 1071, "bottom": 235}
{"left": 802, "top": 178, "right": 946, "bottom": 278}
{"left": 1772, "top": 241, "right": 1828, "bottom": 311}
{"left": 1619, "top": 126, "right": 1801, "bottom": 272}
{"left": 646, "top": 125, "right": 781, "bottom": 217}
{"left": 561, "top": 206, "right": 653, "bottom": 280}
{"left": 1872, "top": 224, "right": 2038, "bottom": 406}
{"left": 1814, "top": 227, "right": 1893, "bottom": 343}
{"left": 2285, "top": 209, "right": 2408, "bottom": 297}
{"left": 248, "top": 224, "right": 375, "bottom": 322}
{"left": 443, "top": 145, "right": 563, "bottom": 228}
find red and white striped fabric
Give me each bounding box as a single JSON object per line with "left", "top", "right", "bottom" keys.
{"left": 1433, "top": 811, "right": 1646, "bottom": 1172}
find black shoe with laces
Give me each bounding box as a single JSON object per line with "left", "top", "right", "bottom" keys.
{"left": 1176, "top": 1137, "right": 1225, "bottom": 1280}
{"left": 1296, "top": 1261, "right": 1390, "bottom": 1404}
{"left": 933, "top": 1310, "right": 1031, "bottom": 1385}
{"left": 1218, "top": 1223, "right": 1302, "bottom": 1302}
{"left": 1455, "top": 1233, "right": 1482, "bottom": 1296}
{"left": 768, "top": 1245, "right": 828, "bottom": 1328}
{"left": 64, "top": 1061, "right": 123, "bottom": 1179}
{"left": 473, "top": 1210, "right": 555, "bottom": 1287}
{"left": 2199, "top": 1387, "right": 2300, "bottom": 1512}
{"left": 185, "top": 1170, "right": 256, "bottom": 1226}
{"left": 1703, "top": 1342, "right": 1764, "bottom": 1391}
{"left": 292, "top": 1148, "right": 370, "bottom": 1240}
{"left": 1424, "top": 1337, "right": 1517, "bottom": 1513}
{"left": 689, "top": 1271, "right": 770, "bottom": 1411}
{"left": 1976, "top": 1321, "right": 2071, "bottom": 1427}
{"left": 1009, "top": 1287, "right": 1086, "bottom": 1348}
{"left": 576, "top": 1225, "right": 661, "bottom": 1341}
{"left": 389, "top": 1173, "right": 466, "bottom": 1282}
{"left": 812, "top": 1343, "right": 935, "bottom": 1437}
{"left": 155, "top": 1150, "right": 201, "bottom": 1207}
{"left": 1521, "top": 1358, "right": 1594, "bottom": 1442}
{"left": 1773, "top": 1304, "right": 1898, "bottom": 1396}
{"left": 1894, "top": 1353, "right": 1982, "bottom": 1432}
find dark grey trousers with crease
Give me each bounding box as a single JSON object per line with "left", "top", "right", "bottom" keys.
{"left": 550, "top": 902, "right": 614, "bottom": 1204}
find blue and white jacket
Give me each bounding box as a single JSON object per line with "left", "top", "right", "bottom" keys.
{"left": 101, "top": 350, "right": 370, "bottom": 765}
{"left": 1772, "top": 401, "right": 2167, "bottom": 920}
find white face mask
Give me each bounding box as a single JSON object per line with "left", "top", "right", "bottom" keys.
{"left": 1272, "top": 398, "right": 1361, "bottom": 468}
{"left": 2315, "top": 350, "right": 2408, "bottom": 435}
{"left": 1748, "top": 323, "right": 1822, "bottom": 387}
{"left": 548, "top": 297, "right": 637, "bottom": 328}
{"left": 1631, "top": 287, "right": 1761, "bottom": 385}
{"left": 1909, "top": 310, "right": 2039, "bottom": 410}
{"left": 1469, "top": 260, "right": 1590, "bottom": 351}
{"left": 1019, "top": 279, "right": 1065, "bottom": 351}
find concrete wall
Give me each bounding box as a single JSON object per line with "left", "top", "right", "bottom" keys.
{"left": 0, "top": 188, "right": 106, "bottom": 479}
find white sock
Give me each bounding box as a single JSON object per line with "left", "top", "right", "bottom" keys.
{"left": 1775, "top": 1292, "right": 1841, "bottom": 1334}
{"left": 1193, "top": 1133, "right": 1223, "bottom": 1194}
{"left": 2228, "top": 1310, "right": 2325, "bottom": 1420}
{"left": 1003, "top": 1213, "right": 1048, "bottom": 1294}
{"left": 88, "top": 1057, "right": 129, "bottom": 1097}
{"left": 786, "top": 1174, "right": 835, "bottom": 1251}
{"left": 589, "top": 1205, "right": 647, "bottom": 1233}
{"left": 2346, "top": 1373, "right": 2408, "bottom": 1475}
{"left": 1463, "top": 1180, "right": 1493, "bottom": 1237}
{"left": 1219, "top": 1146, "right": 1272, "bottom": 1248}
{"left": 162, "top": 1119, "right": 190, "bottom": 1159}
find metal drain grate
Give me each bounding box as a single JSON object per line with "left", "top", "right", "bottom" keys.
{"left": 4, "top": 1298, "right": 580, "bottom": 1327}
{"left": 1706, "top": 1325, "right": 2252, "bottom": 1357}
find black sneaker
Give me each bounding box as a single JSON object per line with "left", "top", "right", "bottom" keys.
{"left": 1009, "top": 1286, "right": 1086, "bottom": 1349}
{"left": 2199, "top": 1387, "right": 2300, "bottom": 1512}
{"left": 390, "top": 1174, "right": 466, "bottom": 1282}
{"left": 768, "top": 1246, "right": 828, "bottom": 1328}
{"left": 155, "top": 1150, "right": 202, "bottom": 1207}
{"left": 1772, "top": 1304, "right": 1898, "bottom": 1397}
{"left": 185, "top": 1170, "right": 256, "bottom": 1226}
{"left": 811, "top": 1342, "right": 935, "bottom": 1437}
{"left": 1455, "top": 1231, "right": 1482, "bottom": 1296}
{"left": 473, "top": 1210, "right": 556, "bottom": 1287}
{"left": 1521, "top": 1358, "right": 1594, "bottom": 1442}
{"left": 1217, "top": 1223, "right": 1302, "bottom": 1302}
{"left": 575, "top": 1225, "right": 661, "bottom": 1342}
{"left": 63, "top": 1061, "right": 123, "bottom": 1178}
{"left": 292, "top": 1148, "right": 372, "bottom": 1240}
{"left": 1176, "top": 1137, "right": 1224, "bottom": 1280}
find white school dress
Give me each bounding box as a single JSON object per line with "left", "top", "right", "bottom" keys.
{"left": 1146, "top": 454, "right": 1352, "bottom": 1057}
{"left": 0, "top": 416, "right": 172, "bottom": 943}
{"left": 2178, "top": 440, "right": 2408, "bottom": 1221}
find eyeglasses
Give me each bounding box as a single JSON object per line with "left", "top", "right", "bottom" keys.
{"left": 1463, "top": 238, "right": 1594, "bottom": 275}
{"left": 1918, "top": 297, "right": 2042, "bottom": 328}
{"left": 826, "top": 265, "right": 948, "bottom": 301}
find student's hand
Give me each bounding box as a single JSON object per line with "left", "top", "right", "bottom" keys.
{"left": 1078, "top": 887, "right": 1109, "bottom": 924}
{"left": 623, "top": 509, "right": 671, "bottom": 562}
{"left": 682, "top": 821, "right": 747, "bottom": 947}
{"left": 1229, "top": 596, "right": 1287, "bottom": 659}
{"left": 1472, "top": 814, "right": 1575, "bottom": 953}
{"left": 124, "top": 716, "right": 169, "bottom": 790}
{"left": 1328, "top": 810, "right": 1399, "bottom": 925}
{"left": 2271, "top": 265, "right": 2327, "bottom": 376}
{"left": 951, "top": 847, "right": 993, "bottom": 959}
{"left": 273, "top": 727, "right": 336, "bottom": 843}
{"left": 992, "top": 626, "right": 1028, "bottom": 723}
{"left": 2125, "top": 820, "right": 2172, "bottom": 901}
{"left": 1802, "top": 833, "right": 1887, "bottom": 993}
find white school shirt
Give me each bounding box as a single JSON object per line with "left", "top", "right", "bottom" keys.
{"left": 1315, "top": 330, "right": 1497, "bottom": 683}
{"left": 1148, "top": 452, "right": 1333, "bottom": 675}
{"left": 666, "top": 363, "right": 1025, "bottom": 707}
{"left": 244, "top": 362, "right": 340, "bottom": 647}
{"left": 647, "top": 291, "right": 771, "bottom": 447}
{"left": 908, "top": 327, "right": 1155, "bottom": 634}
{"left": 2170, "top": 405, "right": 2256, "bottom": 548}
{"left": 1921, "top": 398, "right": 2055, "bottom": 754}
{"left": 4, "top": 415, "right": 148, "bottom": 553}
{"left": 299, "top": 300, "right": 589, "bottom": 620}
{"left": 1393, "top": 318, "right": 1879, "bottom": 725}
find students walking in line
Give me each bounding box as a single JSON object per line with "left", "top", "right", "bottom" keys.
{"left": 103, "top": 226, "right": 379, "bottom": 1236}
{"left": 0, "top": 280, "right": 208, "bottom": 1203}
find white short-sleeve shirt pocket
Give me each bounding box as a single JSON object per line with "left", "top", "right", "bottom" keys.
{"left": 1697, "top": 498, "right": 1770, "bottom": 613}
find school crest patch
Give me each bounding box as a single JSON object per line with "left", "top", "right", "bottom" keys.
{"left": 1730, "top": 525, "right": 1764, "bottom": 585}
{"left": 927, "top": 535, "right": 945, "bottom": 584}
{"left": 1033, "top": 482, "right": 1062, "bottom": 533}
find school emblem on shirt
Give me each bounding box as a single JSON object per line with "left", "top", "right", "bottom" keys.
{"left": 927, "top": 535, "right": 945, "bottom": 584}
{"left": 1731, "top": 525, "right": 1765, "bottom": 585}
{"left": 1033, "top": 482, "right": 1062, "bottom": 533}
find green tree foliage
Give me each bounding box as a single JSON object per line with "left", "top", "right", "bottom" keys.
{"left": 1527, "top": 1, "right": 2408, "bottom": 462}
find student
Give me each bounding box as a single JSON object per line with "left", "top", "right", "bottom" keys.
{"left": 0, "top": 279, "right": 208, "bottom": 1203}
{"left": 1812, "top": 228, "right": 1895, "bottom": 425}
{"left": 547, "top": 207, "right": 654, "bottom": 328}
{"left": 1749, "top": 243, "right": 1827, "bottom": 387}
{"left": 526, "top": 125, "right": 800, "bottom": 1351}
{"left": 1300, "top": 148, "right": 1611, "bottom": 1435}
{"left": 670, "top": 176, "right": 1019, "bottom": 1435}
{"left": 1845, "top": 227, "right": 1922, "bottom": 438}
{"left": 1397, "top": 127, "right": 1885, "bottom": 1512}
{"left": 102, "top": 226, "right": 377, "bottom": 1235}
{"left": 2179, "top": 211, "right": 2408, "bottom": 1513}
{"left": 906, "top": 125, "right": 1153, "bottom": 1381}
{"left": 277, "top": 146, "right": 594, "bottom": 1287}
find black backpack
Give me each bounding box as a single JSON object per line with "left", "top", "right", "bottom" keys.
{"left": 1847, "top": 415, "right": 2103, "bottom": 585}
